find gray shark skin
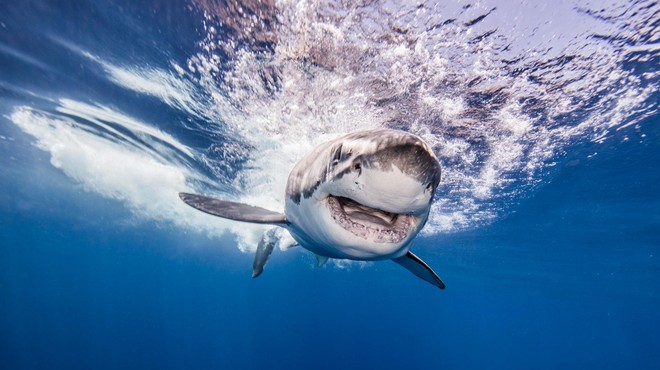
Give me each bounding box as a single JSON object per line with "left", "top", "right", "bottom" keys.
{"left": 179, "top": 129, "right": 445, "bottom": 290}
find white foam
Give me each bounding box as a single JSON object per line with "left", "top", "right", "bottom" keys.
{"left": 10, "top": 0, "right": 657, "bottom": 256}
{"left": 330, "top": 259, "right": 372, "bottom": 270}
{"left": 100, "top": 62, "right": 211, "bottom": 122}
{"left": 56, "top": 99, "right": 194, "bottom": 158}
{"left": 9, "top": 104, "right": 267, "bottom": 252}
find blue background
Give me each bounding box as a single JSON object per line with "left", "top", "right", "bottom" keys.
{"left": 1, "top": 1, "right": 658, "bottom": 369}
{"left": 2, "top": 118, "right": 658, "bottom": 370}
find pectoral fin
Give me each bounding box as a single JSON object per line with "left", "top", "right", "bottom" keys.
{"left": 252, "top": 232, "right": 277, "bottom": 278}
{"left": 179, "top": 193, "right": 287, "bottom": 225}
{"left": 392, "top": 251, "right": 445, "bottom": 290}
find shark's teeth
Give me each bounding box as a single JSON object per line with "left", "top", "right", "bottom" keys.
{"left": 326, "top": 196, "right": 413, "bottom": 243}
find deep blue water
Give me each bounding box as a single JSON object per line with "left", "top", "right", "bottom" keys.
{"left": 1, "top": 1, "right": 659, "bottom": 369}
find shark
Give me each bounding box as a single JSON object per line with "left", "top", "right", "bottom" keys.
{"left": 180, "top": 129, "right": 445, "bottom": 289}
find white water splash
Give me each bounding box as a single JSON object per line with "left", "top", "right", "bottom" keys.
{"left": 7, "top": 0, "right": 657, "bottom": 253}
{"left": 187, "top": 0, "right": 657, "bottom": 234}
{"left": 9, "top": 103, "right": 268, "bottom": 252}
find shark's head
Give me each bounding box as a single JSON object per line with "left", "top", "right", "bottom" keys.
{"left": 285, "top": 129, "right": 441, "bottom": 260}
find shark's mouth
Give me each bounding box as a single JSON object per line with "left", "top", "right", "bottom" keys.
{"left": 326, "top": 195, "right": 413, "bottom": 243}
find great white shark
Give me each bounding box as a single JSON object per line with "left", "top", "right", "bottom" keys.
{"left": 179, "top": 129, "right": 445, "bottom": 290}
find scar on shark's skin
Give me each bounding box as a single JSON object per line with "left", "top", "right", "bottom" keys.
{"left": 179, "top": 129, "right": 445, "bottom": 290}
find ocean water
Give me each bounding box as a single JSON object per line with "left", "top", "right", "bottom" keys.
{"left": 0, "top": 0, "right": 658, "bottom": 369}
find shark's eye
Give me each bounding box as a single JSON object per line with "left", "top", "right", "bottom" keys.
{"left": 426, "top": 182, "right": 433, "bottom": 191}
{"left": 331, "top": 144, "right": 343, "bottom": 166}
